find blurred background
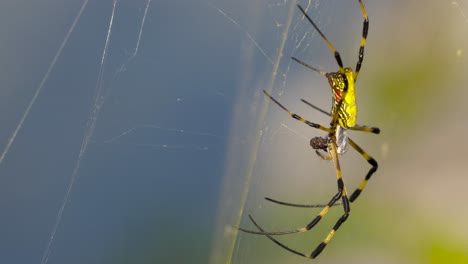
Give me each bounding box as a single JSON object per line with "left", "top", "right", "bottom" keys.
{"left": 0, "top": 0, "right": 467, "bottom": 263}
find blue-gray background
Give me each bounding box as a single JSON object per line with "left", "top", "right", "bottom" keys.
{"left": 1, "top": 0, "right": 467, "bottom": 264}
{"left": 1, "top": 0, "right": 233, "bottom": 263}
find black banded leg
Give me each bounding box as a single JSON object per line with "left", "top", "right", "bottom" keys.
{"left": 239, "top": 144, "right": 345, "bottom": 236}
{"left": 354, "top": 0, "right": 369, "bottom": 82}
{"left": 311, "top": 141, "right": 351, "bottom": 258}
{"left": 300, "top": 98, "right": 332, "bottom": 117}
{"left": 347, "top": 138, "right": 378, "bottom": 202}
{"left": 243, "top": 142, "right": 351, "bottom": 259}
{"left": 291, "top": 57, "right": 327, "bottom": 76}
{"left": 263, "top": 90, "right": 332, "bottom": 133}
{"left": 264, "top": 197, "right": 342, "bottom": 208}
{"left": 348, "top": 125, "right": 380, "bottom": 134}
{"left": 296, "top": 4, "right": 344, "bottom": 72}
{"left": 243, "top": 188, "right": 346, "bottom": 258}
{"left": 238, "top": 186, "right": 343, "bottom": 236}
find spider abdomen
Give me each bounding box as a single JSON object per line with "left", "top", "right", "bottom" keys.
{"left": 328, "top": 68, "right": 357, "bottom": 128}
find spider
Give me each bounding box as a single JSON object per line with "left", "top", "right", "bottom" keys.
{"left": 238, "top": 1, "right": 380, "bottom": 259}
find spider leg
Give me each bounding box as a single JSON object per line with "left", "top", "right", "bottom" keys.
{"left": 264, "top": 197, "right": 342, "bottom": 208}
{"left": 247, "top": 214, "right": 311, "bottom": 259}
{"left": 243, "top": 142, "right": 350, "bottom": 259}
{"left": 354, "top": 0, "right": 369, "bottom": 82}
{"left": 263, "top": 90, "right": 332, "bottom": 133}
{"left": 297, "top": 4, "right": 344, "bottom": 72}
{"left": 291, "top": 57, "right": 327, "bottom": 76}
{"left": 347, "top": 138, "right": 378, "bottom": 202}
{"left": 310, "top": 141, "right": 351, "bottom": 258}
{"left": 348, "top": 125, "right": 380, "bottom": 134}
{"left": 300, "top": 98, "right": 331, "bottom": 117}
{"left": 238, "top": 183, "right": 342, "bottom": 236}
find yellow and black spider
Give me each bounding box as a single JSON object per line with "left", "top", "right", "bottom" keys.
{"left": 238, "top": 0, "right": 380, "bottom": 259}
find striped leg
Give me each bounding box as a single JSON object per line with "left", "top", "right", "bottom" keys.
{"left": 296, "top": 4, "right": 344, "bottom": 72}
{"left": 243, "top": 142, "right": 351, "bottom": 259}
{"left": 263, "top": 90, "right": 332, "bottom": 134}
{"left": 238, "top": 185, "right": 343, "bottom": 236}
{"left": 349, "top": 125, "right": 379, "bottom": 134}
{"left": 354, "top": 0, "right": 369, "bottom": 82}
{"left": 348, "top": 138, "right": 378, "bottom": 202}
{"left": 264, "top": 197, "right": 342, "bottom": 208}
